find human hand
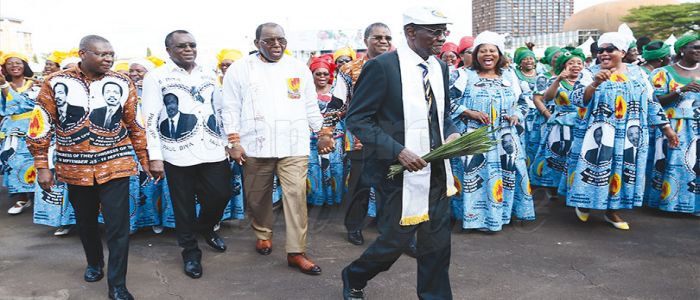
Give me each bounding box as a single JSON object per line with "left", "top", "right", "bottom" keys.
{"left": 504, "top": 115, "right": 520, "bottom": 126}
{"left": 680, "top": 81, "right": 700, "bottom": 93}
{"left": 662, "top": 125, "right": 680, "bottom": 148}
{"left": 317, "top": 135, "right": 335, "bottom": 154}
{"left": 226, "top": 145, "right": 247, "bottom": 165}
{"left": 148, "top": 160, "right": 165, "bottom": 183}
{"left": 37, "top": 168, "right": 54, "bottom": 192}
{"left": 397, "top": 148, "right": 428, "bottom": 172}
{"left": 463, "top": 110, "right": 490, "bottom": 124}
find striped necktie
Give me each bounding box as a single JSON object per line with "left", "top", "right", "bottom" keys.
{"left": 417, "top": 62, "right": 434, "bottom": 109}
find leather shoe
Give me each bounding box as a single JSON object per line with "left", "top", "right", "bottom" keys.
{"left": 203, "top": 231, "right": 226, "bottom": 252}
{"left": 347, "top": 230, "right": 364, "bottom": 245}
{"left": 84, "top": 265, "right": 104, "bottom": 282}
{"left": 108, "top": 286, "right": 134, "bottom": 300}
{"left": 342, "top": 267, "right": 365, "bottom": 300}
{"left": 255, "top": 239, "right": 272, "bottom": 255}
{"left": 287, "top": 253, "right": 321, "bottom": 275}
{"left": 184, "top": 260, "right": 202, "bottom": 279}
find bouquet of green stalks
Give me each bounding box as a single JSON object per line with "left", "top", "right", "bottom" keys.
{"left": 387, "top": 126, "right": 498, "bottom": 179}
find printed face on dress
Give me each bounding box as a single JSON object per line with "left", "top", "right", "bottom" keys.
{"left": 102, "top": 82, "right": 122, "bottom": 106}
{"left": 593, "top": 127, "right": 603, "bottom": 145}
{"left": 476, "top": 44, "right": 500, "bottom": 71}
{"left": 596, "top": 43, "right": 624, "bottom": 70}
{"left": 3, "top": 57, "right": 25, "bottom": 79}
{"left": 256, "top": 25, "right": 287, "bottom": 62}
{"left": 163, "top": 93, "right": 179, "bottom": 118}
{"left": 167, "top": 32, "right": 198, "bottom": 67}
{"left": 405, "top": 24, "right": 447, "bottom": 60}
{"left": 219, "top": 59, "right": 234, "bottom": 75}
{"left": 312, "top": 67, "right": 330, "bottom": 89}
{"left": 80, "top": 41, "right": 115, "bottom": 75}
{"left": 502, "top": 133, "right": 515, "bottom": 154}
{"left": 519, "top": 56, "right": 535, "bottom": 72}
{"left": 365, "top": 26, "right": 391, "bottom": 58}
{"left": 627, "top": 125, "right": 640, "bottom": 147}
{"left": 53, "top": 82, "right": 68, "bottom": 107}
{"left": 128, "top": 63, "right": 148, "bottom": 83}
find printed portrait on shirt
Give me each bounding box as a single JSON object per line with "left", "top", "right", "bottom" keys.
{"left": 547, "top": 124, "right": 572, "bottom": 157}
{"left": 159, "top": 92, "right": 197, "bottom": 140}
{"left": 52, "top": 76, "right": 88, "bottom": 131}
{"left": 89, "top": 80, "right": 127, "bottom": 131}
{"left": 582, "top": 122, "right": 614, "bottom": 166}
{"left": 623, "top": 121, "right": 641, "bottom": 165}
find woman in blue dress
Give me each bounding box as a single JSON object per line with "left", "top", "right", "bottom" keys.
{"left": 307, "top": 58, "right": 345, "bottom": 206}
{"left": 513, "top": 47, "right": 538, "bottom": 164}
{"left": 530, "top": 49, "right": 585, "bottom": 193}
{"left": 0, "top": 53, "right": 39, "bottom": 216}
{"left": 565, "top": 32, "right": 680, "bottom": 230}
{"left": 451, "top": 31, "right": 535, "bottom": 231}
{"left": 645, "top": 34, "right": 700, "bottom": 215}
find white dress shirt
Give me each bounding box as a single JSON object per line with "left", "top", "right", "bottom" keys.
{"left": 221, "top": 54, "right": 324, "bottom": 158}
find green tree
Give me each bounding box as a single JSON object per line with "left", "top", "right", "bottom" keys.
{"left": 621, "top": 3, "right": 700, "bottom": 39}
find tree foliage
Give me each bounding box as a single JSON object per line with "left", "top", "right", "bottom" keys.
{"left": 621, "top": 3, "right": 700, "bottom": 39}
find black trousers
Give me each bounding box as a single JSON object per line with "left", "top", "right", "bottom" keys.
{"left": 343, "top": 150, "right": 372, "bottom": 232}
{"left": 164, "top": 160, "right": 232, "bottom": 261}
{"left": 345, "top": 162, "right": 452, "bottom": 300}
{"left": 68, "top": 177, "right": 130, "bottom": 289}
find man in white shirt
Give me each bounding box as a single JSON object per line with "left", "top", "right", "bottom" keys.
{"left": 142, "top": 30, "right": 231, "bottom": 280}
{"left": 222, "top": 22, "right": 334, "bottom": 276}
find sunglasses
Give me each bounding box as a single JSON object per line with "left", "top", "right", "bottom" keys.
{"left": 370, "top": 35, "right": 392, "bottom": 42}
{"left": 414, "top": 25, "right": 450, "bottom": 38}
{"left": 597, "top": 45, "right": 619, "bottom": 54}
{"left": 260, "top": 37, "right": 288, "bottom": 46}
{"left": 84, "top": 49, "right": 115, "bottom": 58}
{"left": 174, "top": 43, "right": 197, "bottom": 49}
{"left": 685, "top": 45, "right": 700, "bottom": 50}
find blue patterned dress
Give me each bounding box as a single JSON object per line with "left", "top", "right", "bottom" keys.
{"left": 525, "top": 72, "right": 557, "bottom": 172}
{"left": 644, "top": 66, "right": 700, "bottom": 214}
{"left": 33, "top": 144, "right": 75, "bottom": 227}
{"left": 565, "top": 64, "right": 669, "bottom": 210}
{"left": 451, "top": 68, "right": 535, "bottom": 231}
{"left": 515, "top": 68, "right": 537, "bottom": 164}
{"left": 0, "top": 81, "right": 38, "bottom": 194}
{"left": 307, "top": 92, "right": 345, "bottom": 206}
{"left": 530, "top": 79, "right": 579, "bottom": 188}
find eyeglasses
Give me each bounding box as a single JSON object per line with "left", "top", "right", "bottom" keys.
{"left": 597, "top": 45, "right": 619, "bottom": 54}
{"left": 336, "top": 58, "right": 352, "bottom": 64}
{"left": 313, "top": 71, "right": 330, "bottom": 77}
{"left": 370, "top": 35, "right": 392, "bottom": 42}
{"left": 414, "top": 25, "right": 450, "bottom": 38}
{"left": 260, "top": 37, "right": 288, "bottom": 46}
{"left": 84, "top": 49, "right": 115, "bottom": 58}
{"left": 174, "top": 43, "right": 197, "bottom": 49}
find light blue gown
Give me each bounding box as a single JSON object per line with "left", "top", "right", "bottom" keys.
{"left": 0, "top": 82, "right": 38, "bottom": 194}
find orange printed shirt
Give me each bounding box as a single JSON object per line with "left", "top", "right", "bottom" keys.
{"left": 27, "top": 65, "right": 149, "bottom": 186}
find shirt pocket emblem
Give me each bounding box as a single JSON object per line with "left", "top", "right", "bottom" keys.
{"left": 287, "top": 78, "right": 301, "bottom": 99}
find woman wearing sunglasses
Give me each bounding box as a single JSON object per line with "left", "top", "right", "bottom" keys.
{"left": 645, "top": 34, "right": 700, "bottom": 216}
{"left": 565, "top": 32, "right": 680, "bottom": 230}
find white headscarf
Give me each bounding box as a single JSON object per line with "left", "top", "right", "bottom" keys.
{"left": 473, "top": 31, "right": 505, "bottom": 54}
{"left": 598, "top": 32, "right": 628, "bottom": 53}
{"left": 128, "top": 58, "right": 156, "bottom": 72}
{"left": 60, "top": 57, "right": 81, "bottom": 69}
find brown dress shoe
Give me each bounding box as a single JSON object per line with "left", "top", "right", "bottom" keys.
{"left": 287, "top": 253, "right": 322, "bottom": 275}
{"left": 255, "top": 239, "right": 272, "bottom": 255}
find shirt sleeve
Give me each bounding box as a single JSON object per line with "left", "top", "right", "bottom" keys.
{"left": 221, "top": 62, "right": 242, "bottom": 140}
{"left": 332, "top": 73, "right": 349, "bottom": 103}
{"left": 140, "top": 71, "right": 165, "bottom": 161}
{"left": 26, "top": 80, "right": 56, "bottom": 169}
{"left": 642, "top": 70, "right": 669, "bottom": 126}
{"left": 303, "top": 68, "right": 324, "bottom": 132}
{"left": 122, "top": 80, "right": 149, "bottom": 169}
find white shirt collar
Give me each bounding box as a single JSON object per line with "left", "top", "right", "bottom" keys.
{"left": 165, "top": 58, "right": 202, "bottom": 73}
{"left": 397, "top": 43, "right": 439, "bottom": 69}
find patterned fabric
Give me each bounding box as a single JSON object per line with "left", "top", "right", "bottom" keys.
{"left": 645, "top": 66, "right": 700, "bottom": 213}
{"left": 565, "top": 64, "right": 669, "bottom": 210}
{"left": 0, "top": 80, "right": 39, "bottom": 193}
{"left": 308, "top": 92, "right": 346, "bottom": 206}
{"left": 525, "top": 72, "right": 556, "bottom": 169}
{"left": 450, "top": 69, "right": 535, "bottom": 231}
{"left": 338, "top": 56, "right": 368, "bottom": 151}
{"left": 515, "top": 68, "right": 538, "bottom": 166}
{"left": 27, "top": 66, "right": 149, "bottom": 186}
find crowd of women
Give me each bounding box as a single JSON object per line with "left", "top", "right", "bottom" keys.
{"left": 0, "top": 29, "right": 697, "bottom": 240}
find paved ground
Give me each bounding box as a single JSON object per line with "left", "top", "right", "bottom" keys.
{"left": 0, "top": 190, "right": 698, "bottom": 300}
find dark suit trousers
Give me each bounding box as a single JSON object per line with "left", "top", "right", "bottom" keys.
{"left": 68, "top": 177, "right": 130, "bottom": 289}
{"left": 343, "top": 149, "right": 372, "bottom": 232}
{"left": 164, "top": 160, "right": 232, "bottom": 261}
{"left": 346, "top": 162, "right": 452, "bottom": 300}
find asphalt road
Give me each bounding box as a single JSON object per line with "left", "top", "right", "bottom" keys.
{"left": 0, "top": 190, "right": 698, "bottom": 300}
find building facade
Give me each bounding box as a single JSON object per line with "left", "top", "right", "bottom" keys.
{"left": 472, "top": 0, "right": 574, "bottom": 37}
{"left": 0, "top": 17, "right": 33, "bottom": 55}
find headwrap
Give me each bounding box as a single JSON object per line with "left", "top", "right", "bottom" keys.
{"left": 457, "top": 36, "right": 475, "bottom": 54}
{"left": 642, "top": 41, "right": 671, "bottom": 61}
{"left": 541, "top": 46, "right": 562, "bottom": 65}
{"left": 440, "top": 42, "right": 458, "bottom": 56}
{"left": 46, "top": 51, "right": 68, "bottom": 64}
{"left": 598, "top": 32, "right": 629, "bottom": 54}
{"left": 113, "top": 60, "right": 129, "bottom": 72}
{"left": 309, "top": 56, "right": 336, "bottom": 84}
{"left": 216, "top": 49, "right": 243, "bottom": 67}
{"left": 514, "top": 48, "right": 535, "bottom": 65}
{"left": 473, "top": 31, "right": 505, "bottom": 54}
{"left": 60, "top": 57, "right": 81, "bottom": 69}
{"left": 628, "top": 41, "right": 637, "bottom": 50}
{"left": 333, "top": 46, "right": 356, "bottom": 62}
{"left": 129, "top": 58, "right": 156, "bottom": 71}
{"left": 674, "top": 33, "right": 700, "bottom": 54}
{"left": 1, "top": 52, "right": 29, "bottom": 64}
{"left": 555, "top": 48, "right": 586, "bottom": 75}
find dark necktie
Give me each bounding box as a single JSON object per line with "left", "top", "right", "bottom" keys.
{"left": 170, "top": 119, "right": 175, "bottom": 136}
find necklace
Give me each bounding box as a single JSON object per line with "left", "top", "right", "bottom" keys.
{"left": 676, "top": 62, "right": 699, "bottom": 71}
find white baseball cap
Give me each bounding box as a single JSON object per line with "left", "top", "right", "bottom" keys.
{"left": 403, "top": 7, "right": 452, "bottom": 26}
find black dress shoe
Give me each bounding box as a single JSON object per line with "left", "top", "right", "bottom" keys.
{"left": 342, "top": 267, "right": 365, "bottom": 300}
{"left": 184, "top": 260, "right": 202, "bottom": 279}
{"left": 108, "top": 286, "right": 134, "bottom": 300}
{"left": 347, "top": 230, "right": 364, "bottom": 245}
{"left": 203, "top": 231, "right": 226, "bottom": 252}
{"left": 84, "top": 265, "right": 104, "bottom": 282}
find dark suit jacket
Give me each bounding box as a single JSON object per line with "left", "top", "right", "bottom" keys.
{"left": 500, "top": 154, "right": 516, "bottom": 171}
{"left": 584, "top": 145, "right": 614, "bottom": 165}
{"left": 623, "top": 147, "right": 636, "bottom": 164}
{"left": 159, "top": 113, "right": 197, "bottom": 139}
{"left": 465, "top": 154, "right": 485, "bottom": 173}
{"left": 345, "top": 51, "right": 458, "bottom": 183}
{"left": 89, "top": 105, "right": 122, "bottom": 130}
{"left": 59, "top": 104, "right": 86, "bottom": 128}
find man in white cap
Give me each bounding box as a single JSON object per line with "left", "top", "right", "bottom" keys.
{"left": 341, "top": 7, "right": 460, "bottom": 300}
